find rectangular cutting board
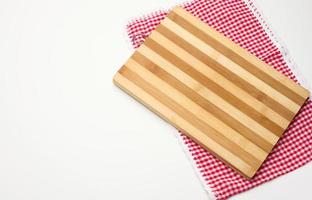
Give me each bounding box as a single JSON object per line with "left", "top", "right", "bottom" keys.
{"left": 113, "top": 7, "right": 310, "bottom": 178}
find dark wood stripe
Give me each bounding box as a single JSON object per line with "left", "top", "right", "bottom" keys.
{"left": 168, "top": 11, "right": 306, "bottom": 106}
{"left": 120, "top": 66, "right": 263, "bottom": 168}
{"left": 144, "top": 36, "right": 285, "bottom": 136}
{"left": 155, "top": 24, "right": 295, "bottom": 121}
{"left": 132, "top": 51, "right": 273, "bottom": 152}
{"left": 168, "top": 11, "right": 305, "bottom": 105}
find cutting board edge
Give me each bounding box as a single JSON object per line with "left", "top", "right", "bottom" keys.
{"left": 113, "top": 72, "right": 259, "bottom": 179}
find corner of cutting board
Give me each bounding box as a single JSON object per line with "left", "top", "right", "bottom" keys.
{"left": 112, "top": 72, "right": 120, "bottom": 85}
{"left": 113, "top": 66, "right": 126, "bottom": 85}
{"left": 304, "top": 88, "right": 311, "bottom": 99}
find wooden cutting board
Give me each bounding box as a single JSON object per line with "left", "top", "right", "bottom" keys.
{"left": 113, "top": 7, "right": 310, "bottom": 178}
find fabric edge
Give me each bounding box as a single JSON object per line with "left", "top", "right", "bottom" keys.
{"left": 123, "top": 0, "right": 193, "bottom": 50}
{"left": 174, "top": 132, "right": 217, "bottom": 200}
{"left": 243, "top": 0, "right": 312, "bottom": 94}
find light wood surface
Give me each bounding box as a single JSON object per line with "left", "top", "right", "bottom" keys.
{"left": 113, "top": 7, "right": 310, "bottom": 178}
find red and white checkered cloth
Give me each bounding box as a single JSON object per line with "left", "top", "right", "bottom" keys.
{"left": 126, "top": 0, "right": 312, "bottom": 199}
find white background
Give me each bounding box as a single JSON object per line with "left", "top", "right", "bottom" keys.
{"left": 0, "top": 0, "right": 311, "bottom": 199}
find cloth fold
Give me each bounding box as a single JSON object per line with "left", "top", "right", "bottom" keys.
{"left": 126, "top": 0, "right": 311, "bottom": 199}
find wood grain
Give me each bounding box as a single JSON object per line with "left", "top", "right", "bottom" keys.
{"left": 113, "top": 7, "right": 310, "bottom": 178}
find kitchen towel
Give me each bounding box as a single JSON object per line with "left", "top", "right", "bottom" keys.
{"left": 126, "top": 0, "right": 312, "bottom": 199}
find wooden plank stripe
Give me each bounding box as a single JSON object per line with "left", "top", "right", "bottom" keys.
{"left": 155, "top": 23, "right": 295, "bottom": 121}
{"left": 132, "top": 51, "right": 274, "bottom": 153}
{"left": 145, "top": 33, "right": 289, "bottom": 134}
{"left": 137, "top": 44, "right": 279, "bottom": 145}
{"left": 120, "top": 65, "right": 263, "bottom": 171}
{"left": 114, "top": 72, "right": 255, "bottom": 177}
{"left": 160, "top": 17, "right": 301, "bottom": 113}
{"left": 172, "top": 7, "right": 310, "bottom": 100}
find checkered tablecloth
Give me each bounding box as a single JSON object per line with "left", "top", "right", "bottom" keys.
{"left": 126, "top": 0, "right": 312, "bottom": 199}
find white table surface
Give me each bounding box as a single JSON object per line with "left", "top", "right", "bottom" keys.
{"left": 0, "top": 0, "right": 311, "bottom": 199}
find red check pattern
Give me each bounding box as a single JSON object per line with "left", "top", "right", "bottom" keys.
{"left": 126, "top": 0, "right": 312, "bottom": 199}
